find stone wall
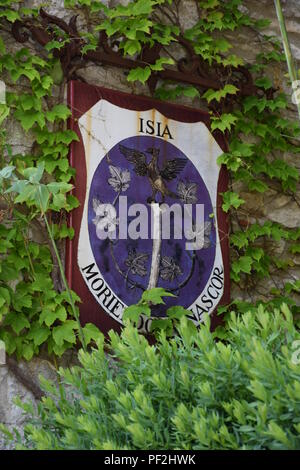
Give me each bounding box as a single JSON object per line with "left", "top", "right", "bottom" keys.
{"left": 1, "top": 0, "right": 300, "bottom": 449}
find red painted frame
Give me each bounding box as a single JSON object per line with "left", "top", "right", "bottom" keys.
{"left": 67, "top": 80, "right": 230, "bottom": 335}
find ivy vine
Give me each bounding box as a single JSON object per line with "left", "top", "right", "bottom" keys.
{"left": 0, "top": 0, "right": 299, "bottom": 361}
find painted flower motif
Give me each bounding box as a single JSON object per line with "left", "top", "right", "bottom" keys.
{"left": 125, "top": 249, "right": 149, "bottom": 277}
{"left": 108, "top": 165, "right": 131, "bottom": 193}
{"left": 92, "top": 199, "right": 118, "bottom": 239}
{"left": 160, "top": 256, "right": 182, "bottom": 282}
{"left": 177, "top": 180, "right": 198, "bottom": 204}
{"left": 186, "top": 221, "right": 212, "bottom": 249}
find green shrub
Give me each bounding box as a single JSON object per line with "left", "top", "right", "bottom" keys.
{"left": 4, "top": 304, "right": 300, "bottom": 450}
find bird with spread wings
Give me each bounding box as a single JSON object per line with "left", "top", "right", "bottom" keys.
{"left": 119, "top": 144, "right": 187, "bottom": 203}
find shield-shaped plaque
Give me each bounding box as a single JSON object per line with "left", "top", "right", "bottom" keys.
{"left": 67, "top": 81, "right": 229, "bottom": 335}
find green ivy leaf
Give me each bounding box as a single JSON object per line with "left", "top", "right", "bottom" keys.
{"left": 39, "top": 305, "right": 67, "bottom": 327}
{"left": 0, "top": 36, "right": 6, "bottom": 54}
{"left": 82, "top": 323, "right": 103, "bottom": 345}
{"left": 36, "top": 185, "right": 50, "bottom": 213}
{"left": 27, "top": 323, "right": 51, "bottom": 347}
{"left": 150, "top": 318, "right": 173, "bottom": 335}
{"left": 0, "top": 104, "right": 10, "bottom": 126}
{"left": 0, "top": 165, "right": 15, "bottom": 180}
{"left": 255, "top": 77, "right": 273, "bottom": 90}
{"left": 166, "top": 306, "right": 190, "bottom": 319}
{"left": 123, "top": 40, "right": 142, "bottom": 56}
{"left": 59, "top": 290, "right": 81, "bottom": 305}
{"left": 31, "top": 275, "right": 53, "bottom": 292}
{"left": 211, "top": 113, "right": 237, "bottom": 132}
{"left": 46, "top": 105, "right": 71, "bottom": 123}
{"left": 0, "top": 10, "right": 20, "bottom": 23}
{"left": 243, "top": 96, "right": 267, "bottom": 113}
{"left": 0, "top": 287, "right": 10, "bottom": 309}
{"left": 50, "top": 60, "right": 64, "bottom": 85}
{"left": 123, "top": 304, "right": 151, "bottom": 323}
{"left": 183, "top": 86, "right": 200, "bottom": 98}
{"left": 203, "top": 84, "right": 239, "bottom": 103}
{"left": 14, "top": 109, "right": 45, "bottom": 131}
{"left": 19, "top": 94, "right": 41, "bottom": 112}
{"left": 290, "top": 244, "right": 300, "bottom": 254}
{"left": 222, "top": 54, "right": 244, "bottom": 68}
{"left": 142, "top": 288, "right": 175, "bottom": 305}
{"left": 150, "top": 57, "right": 174, "bottom": 71}
{"left": 248, "top": 180, "right": 268, "bottom": 193}
{"left": 22, "top": 343, "right": 34, "bottom": 361}
{"left": 132, "top": 0, "right": 154, "bottom": 16}
{"left": 222, "top": 191, "right": 245, "bottom": 212}
{"left": 255, "top": 18, "right": 272, "bottom": 29}
{"left": 7, "top": 313, "right": 30, "bottom": 335}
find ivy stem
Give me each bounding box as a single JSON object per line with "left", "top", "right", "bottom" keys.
{"left": 21, "top": 229, "right": 44, "bottom": 310}
{"left": 274, "top": 0, "right": 300, "bottom": 121}
{"left": 42, "top": 211, "right": 87, "bottom": 352}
